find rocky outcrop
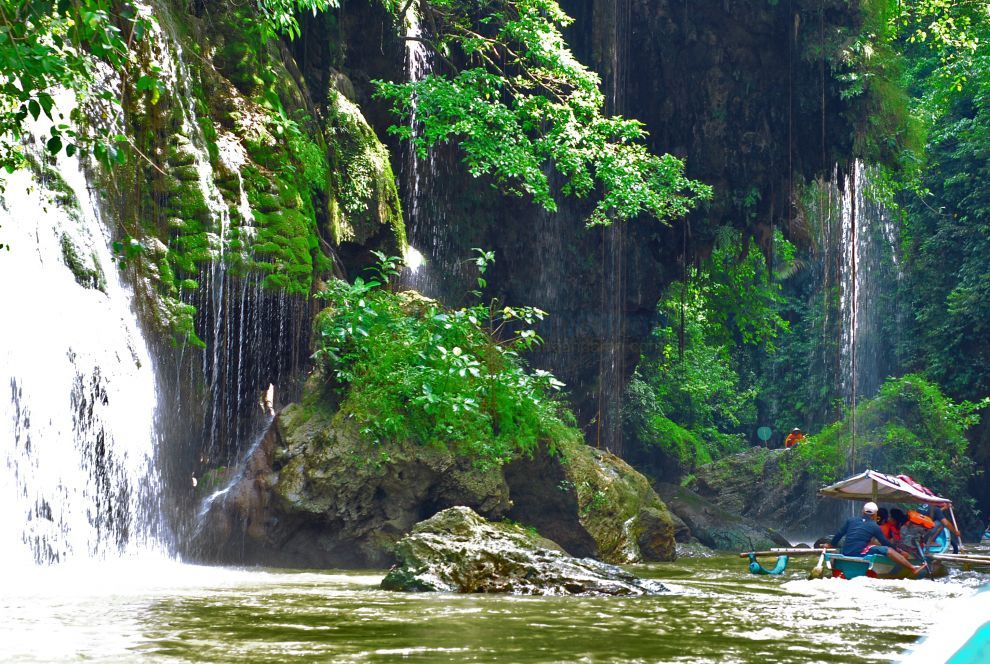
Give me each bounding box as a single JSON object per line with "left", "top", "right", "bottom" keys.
{"left": 505, "top": 436, "right": 677, "bottom": 564}
{"left": 195, "top": 377, "right": 511, "bottom": 567}
{"left": 380, "top": 507, "right": 668, "bottom": 595}
{"left": 196, "top": 371, "right": 678, "bottom": 568}
{"left": 655, "top": 482, "right": 791, "bottom": 552}
{"left": 688, "top": 447, "right": 843, "bottom": 539}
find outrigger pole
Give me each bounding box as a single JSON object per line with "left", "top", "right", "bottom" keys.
{"left": 739, "top": 548, "right": 836, "bottom": 558}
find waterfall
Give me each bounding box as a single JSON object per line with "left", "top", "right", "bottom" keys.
{"left": 0, "top": 141, "right": 168, "bottom": 566}
{"left": 399, "top": 5, "right": 458, "bottom": 300}
{"left": 832, "top": 161, "right": 900, "bottom": 472}
{"left": 0, "top": 0, "right": 314, "bottom": 565}
{"left": 146, "top": 2, "right": 308, "bottom": 494}
{"left": 595, "top": 0, "right": 630, "bottom": 455}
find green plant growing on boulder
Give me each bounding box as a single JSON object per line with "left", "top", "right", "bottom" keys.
{"left": 314, "top": 250, "right": 570, "bottom": 468}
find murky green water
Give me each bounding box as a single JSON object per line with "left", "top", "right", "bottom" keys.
{"left": 2, "top": 550, "right": 987, "bottom": 663}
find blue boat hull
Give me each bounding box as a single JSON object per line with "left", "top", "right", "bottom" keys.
{"left": 825, "top": 530, "right": 949, "bottom": 580}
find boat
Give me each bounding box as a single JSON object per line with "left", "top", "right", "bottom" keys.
{"left": 816, "top": 470, "right": 953, "bottom": 580}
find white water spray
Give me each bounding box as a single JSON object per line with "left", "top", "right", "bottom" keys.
{"left": 0, "top": 144, "right": 167, "bottom": 566}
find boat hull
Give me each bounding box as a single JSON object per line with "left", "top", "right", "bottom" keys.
{"left": 824, "top": 529, "right": 950, "bottom": 579}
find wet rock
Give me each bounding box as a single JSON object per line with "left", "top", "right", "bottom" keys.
{"left": 381, "top": 507, "right": 668, "bottom": 595}
{"left": 195, "top": 374, "right": 511, "bottom": 568}
{"left": 655, "top": 482, "right": 790, "bottom": 552}
{"left": 688, "top": 447, "right": 844, "bottom": 536}
{"left": 505, "top": 437, "right": 676, "bottom": 563}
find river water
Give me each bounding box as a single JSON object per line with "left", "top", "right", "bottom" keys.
{"left": 2, "top": 550, "right": 987, "bottom": 663}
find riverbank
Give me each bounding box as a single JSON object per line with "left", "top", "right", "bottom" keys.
{"left": 2, "top": 553, "right": 986, "bottom": 662}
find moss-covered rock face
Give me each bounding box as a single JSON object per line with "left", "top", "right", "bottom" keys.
{"left": 689, "top": 447, "right": 844, "bottom": 540}
{"left": 655, "top": 481, "right": 791, "bottom": 552}
{"left": 195, "top": 357, "right": 678, "bottom": 568}
{"left": 324, "top": 89, "right": 405, "bottom": 252}
{"left": 60, "top": 234, "right": 107, "bottom": 293}
{"left": 505, "top": 434, "right": 677, "bottom": 563}
{"left": 380, "top": 506, "right": 669, "bottom": 595}
{"left": 105, "top": 0, "right": 405, "bottom": 343}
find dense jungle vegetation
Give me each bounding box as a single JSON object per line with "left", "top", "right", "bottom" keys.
{"left": 623, "top": 0, "right": 990, "bottom": 517}
{"left": 2, "top": 0, "right": 989, "bottom": 519}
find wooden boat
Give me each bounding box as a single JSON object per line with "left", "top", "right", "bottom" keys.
{"left": 816, "top": 470, "right": 955, "bottom": 580}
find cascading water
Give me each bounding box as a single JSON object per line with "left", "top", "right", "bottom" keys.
{"left": 0, "top": 140, "right": 168, "bottom": 566}
{"left": 595, "top": 0, "right": 630, "bottom": 455}
{"left": 0, "top": 0, "right": 314, "bottom": 565}
{"left": 837, "top": 161, "right": 901, "bottom": 472}
{"left": 838, "top": 161, "right": 900, "bottom": 408}
{"left": 141, "top": 3, "right": 310, "bottom": 544}
{"left": 399, "top": 5, "right": 458, "bottom": 300}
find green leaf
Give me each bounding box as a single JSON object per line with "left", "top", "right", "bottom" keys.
{"left": 46, "top": 134, "right": 62, "bottom": 155}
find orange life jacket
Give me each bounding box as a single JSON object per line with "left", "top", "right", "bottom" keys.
{"left": 907, "top": 510, "right": 934, "bottom": 529}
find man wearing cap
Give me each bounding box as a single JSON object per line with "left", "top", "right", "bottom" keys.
{"left": 829, "top": 502, "right": 927, "bottom": 575}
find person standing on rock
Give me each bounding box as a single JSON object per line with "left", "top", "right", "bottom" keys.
{"left": 829, "top": 502, "right": 927, "bottom": 576}
{"left": 784, "top": 428, "right": 805, "bottom": 449}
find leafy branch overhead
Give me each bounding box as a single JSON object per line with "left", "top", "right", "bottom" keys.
{"left": 374, "top": 0, "right": 712, "bottom": 226}
{"left": 0, "top": 0, "right": 335, "bottom": 173}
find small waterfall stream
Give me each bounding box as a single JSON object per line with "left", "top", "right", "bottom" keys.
{"left": 400, "top": 6, "right": 446, "bottom": 299}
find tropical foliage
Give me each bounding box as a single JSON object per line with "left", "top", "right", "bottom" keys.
{"left": 314, "top": 252, "right": 570, "bottom": 467}
{"left": 373, "top": 0, "right": 712, "bottom": 226}
{"left": 624, "top": 230, "right": 791, "bottom": 475}
{"left": 786, "top": 375, "right": 984, "bottom": 518}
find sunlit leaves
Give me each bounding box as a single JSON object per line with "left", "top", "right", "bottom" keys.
{"left": 374, "top": 0, "right": 711, "bottom": 226}
{"left": 313, "top": 253, "right": 568, "bottom": 466}
{"left": 0, "top": 0, "right": 154, "bottom": 171}
{"left": 255, "top": 0, "right": 339, "bottom": 40}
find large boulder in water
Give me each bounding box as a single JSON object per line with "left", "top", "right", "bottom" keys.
{"left": 688, "top": 447, "right": 843, "bottom": 539}
{"left": 381, "top": 506, "right": 668, "bottom": 595}
{"left": 195, "top": 378, "right": 512, "bottom": 567}
{"left": 505, "top": 436, "right": 677, "bottom": 564}
{"left": 195, "top": 371, "right": 677, "bottom": 568}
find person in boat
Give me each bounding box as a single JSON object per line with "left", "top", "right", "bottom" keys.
{"left": 919, "top": 502, "right": 962, "bottom": 554}
{"left": 880, "top": 508, "right": 906, "bottom": 544}
{"left": 829, "top": 502, "right": 926, "bottom": 575}
{"left": 784, "top": 427, "right": 805, "bottom": 449}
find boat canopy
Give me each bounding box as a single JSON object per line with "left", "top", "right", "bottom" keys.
{"left": 818, "top": 470, "right": 951, "bottom": 505}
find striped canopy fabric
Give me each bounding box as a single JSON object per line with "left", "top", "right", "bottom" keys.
{"left": 818, "top": 470, "right": 951, "bottom": 505}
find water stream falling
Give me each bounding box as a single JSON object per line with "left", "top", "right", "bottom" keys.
{"left": 837, "top": 161, "right": 900, "bottom": 473}
{"left": 0, "top": 1, "right": 313, "bottom": 566}
{"left": 595, "top": 0, "right": 631, "bottom": 455}
{"left": 400, "top": 6, "right": 447, "bottom": 299}
{"left": 0, "top": 141, "right": 168, "bottom": 566}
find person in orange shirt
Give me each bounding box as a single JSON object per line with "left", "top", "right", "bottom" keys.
{"left": 784, "top": 427, "right": 805, "bottom": 449}
{"left": 879, "top": 508, "right": 905, "bottom": 543}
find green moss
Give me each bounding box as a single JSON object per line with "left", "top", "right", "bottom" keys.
{"left": 325, "top": 89, "right": 405, "bottom": 250}
{"left": 60, "top": 234, "right": 107, "bottom": 292}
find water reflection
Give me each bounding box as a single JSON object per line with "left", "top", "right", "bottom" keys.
{"left": 0, "top": 554, "right": 985, "bottom": 663}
